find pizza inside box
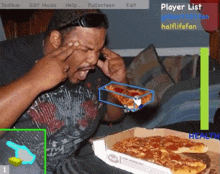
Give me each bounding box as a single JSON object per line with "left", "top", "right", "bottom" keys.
{"left": 98, "top": 82, "right": 155, "bottom": 112}
{"left": 92, "top": 127, "right": 220, "bottom": 174}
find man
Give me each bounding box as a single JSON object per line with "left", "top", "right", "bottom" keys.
{"left": 0, "top": 10, "right": 127, "bottom": 173}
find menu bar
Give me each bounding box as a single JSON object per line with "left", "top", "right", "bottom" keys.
{"left": 0, "top": 0, "right": 150, "bottom": 9}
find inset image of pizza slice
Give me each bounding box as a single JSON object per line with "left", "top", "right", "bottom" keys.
{"left": 105, "top": 83, "right": 152, "bottom": 110}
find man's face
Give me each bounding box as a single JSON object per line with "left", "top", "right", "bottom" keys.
{"left": 62, "top": 27, "right": 106, "bottom": 84}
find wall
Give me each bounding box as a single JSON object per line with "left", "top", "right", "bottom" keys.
{"left": 0, "top": 16, "right": 5, "bottom": 41}
{"left": 0, "top": 4, "right": 210, "bottom": 56}
{"left": 0, "top": 10, "right": 54, "bottom": 39}
{"left": 102, "top": 0, "right": 209, "bottom": 56}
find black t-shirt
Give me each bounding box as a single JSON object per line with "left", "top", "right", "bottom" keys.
{"left": 0, "top": 34, "right": 109, "bottom": 171}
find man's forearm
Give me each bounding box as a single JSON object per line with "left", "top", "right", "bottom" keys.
{"left": 0, "top": 75, "right": 41, "bottom": 128}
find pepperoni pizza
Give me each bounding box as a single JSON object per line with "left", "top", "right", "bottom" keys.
{"left": 105, "top": 84, "right": 152, "bottom": 109}
{"left": 112, "top": 136, "right": 208, "bottom": 174}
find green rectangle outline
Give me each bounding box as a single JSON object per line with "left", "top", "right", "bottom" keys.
{"left": 0, "top": 128, "right": 47, "bottom": 174}
{"left": 200, "top": 47, "right": 209, "bottom": 130}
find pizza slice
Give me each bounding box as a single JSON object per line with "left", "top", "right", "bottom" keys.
{"left": 105, "top": 84, "right": 152, "bottom": 109}
{"left": 163, "top": 152, "right": 207, "bottom": 174}
{"left": 161, "top": 136, "right": 208, "bottom": 154}
{"left": 150, "top": 150, "right": 207, "bottom": 174}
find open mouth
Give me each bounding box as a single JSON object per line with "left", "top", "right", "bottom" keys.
{"left": 78, "top": 66, "right": 95, "bottom": 71}
{"left": 78, "top": 70, "right": 89, "bottom": 80}
{"left": 72, "top": 66, "right": 96, "bottom": 81}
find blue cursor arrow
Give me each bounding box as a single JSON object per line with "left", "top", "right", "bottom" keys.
{"left": 6, "top": 141, "right": 36, "bottom": 165}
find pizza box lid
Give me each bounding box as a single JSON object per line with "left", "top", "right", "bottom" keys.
{"left": 92, "top": 127, "right": 220, "bottom": 174}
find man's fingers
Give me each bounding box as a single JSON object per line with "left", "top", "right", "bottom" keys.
{"left": 109, "top": 58, "right": 125, "bottom": 70}
{"left": 63, "top": 65, "right": 70, "bottom": 72}
{"left": 59, "top": 60, "right": 70, "bottom": 72}
{"left": 109, "top": 68, "right": 122, "bottom": 76}
{"left": 97, "top": 60, "right": 110, "bottom": 77}
{"left": 102, "top": 47, "right": 119, "bottom": 59}
{"left": 57, "top": 47, "right": 78, "bottom": 61}
{"left": 62, "top": 73, "right": 68, "bottom": 82}
{"left": 61, "top": 63, "right": 69, "bottom": 81}
{"left": 97, "top": 59, "right": 104, "bottom": 69}
{"left": 57, "top": 43, "right": 89, "bottom": 61}
{"left": 108, "top": 59, "right": 126, "bottom": 76}
{"left": 51, "top": 44, "right": 72, "bottom": 56}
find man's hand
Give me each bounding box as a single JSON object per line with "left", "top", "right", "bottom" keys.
{"left": 25, "top": 42, "right": 81, "bottom": 92}
{"left": 97, "top": 48, "right": 127, "bottom": 83}
{"left": 0, "top": 42, "right": 88, "bottom": 129}
{"left": 98, "top": 48, "right": 127, "bottom": 122}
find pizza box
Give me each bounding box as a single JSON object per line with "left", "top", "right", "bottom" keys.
{"left": 98, "top": 81, "right": 155, "bottom": 112}
{"left": 92, "top": 127, "right": 220, "bottom": 174}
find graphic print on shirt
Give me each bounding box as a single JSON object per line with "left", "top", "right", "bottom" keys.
{"left": 28, "top": 85, "right": 99, "bottom": 134}
{"left": 28, "top": 102, "right": 64, "bottom": 134}
{"left": 25, "top": 83, "right": 102, "bottom": 170}
{"left": 78, "top": 100, "right": 98, "bottom": 130}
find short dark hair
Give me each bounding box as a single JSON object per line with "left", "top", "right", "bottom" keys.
{"left": 44, "top": 9, "right": 105, "bottom": 39}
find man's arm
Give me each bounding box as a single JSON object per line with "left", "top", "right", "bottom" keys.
{"left": 0, "top": 43, "right": 80, "bottom": 129}
{"left": 0, "top": 76, "right": 42, "bottom": 128}
{"left": 97, "top": 48, "right": 127, "bottom": 122}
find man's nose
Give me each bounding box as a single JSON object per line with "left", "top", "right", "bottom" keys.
{"left": 86, "top": 52, "right": 99, "bottom": 65}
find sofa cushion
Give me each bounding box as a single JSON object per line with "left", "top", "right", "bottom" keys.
{"left": 159, "top": 55, "right": 199, "bottom": 83}
{"left": 123, "top": 57, "right": 135, "bottom": 67}
{"left": 126, "top": 44, "right": 174, "bottom": 105}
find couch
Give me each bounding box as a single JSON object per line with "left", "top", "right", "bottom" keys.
{"left": 93, "top": 44, "right": 220, "bottom": 138}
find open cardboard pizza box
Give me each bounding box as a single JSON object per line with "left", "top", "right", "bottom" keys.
{"left": 92, "top": 127, "right": 220, "bottom": 174}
